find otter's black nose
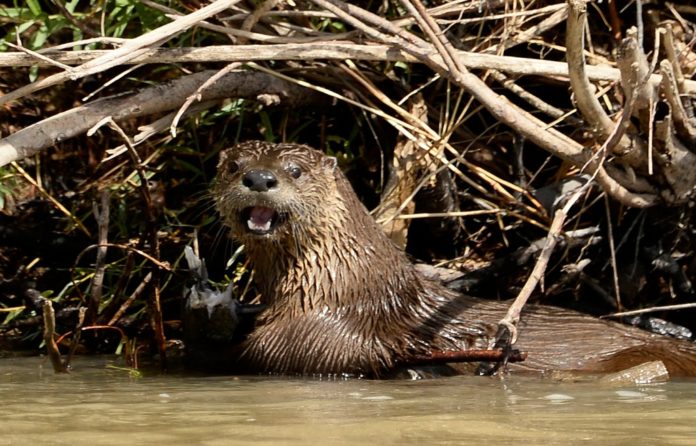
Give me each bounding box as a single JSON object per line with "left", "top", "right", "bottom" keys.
{"left": 243, "top": 169, "right": 278, "bottom": 192}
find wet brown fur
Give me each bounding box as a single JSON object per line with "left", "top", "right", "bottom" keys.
{"left": 213, "top": 141, "right": 696, "bottom": 378}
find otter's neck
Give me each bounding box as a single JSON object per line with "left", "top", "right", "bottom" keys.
{"left": 245, "top": 172, "right": 426, "bottom": 314}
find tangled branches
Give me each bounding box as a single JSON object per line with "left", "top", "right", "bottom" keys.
{"left": 2, "top": 0, "right": 696, "bottom": 361}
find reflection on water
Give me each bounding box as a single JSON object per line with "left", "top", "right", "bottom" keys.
{"left": 1, "top": 356, "right": 695, "bottom": 445}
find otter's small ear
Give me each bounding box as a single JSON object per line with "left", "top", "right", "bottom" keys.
{"left": 323, "top": 156, "right": 338, "bottom": 171}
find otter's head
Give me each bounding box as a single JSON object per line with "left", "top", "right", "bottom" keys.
{"left": 213, "top": 141, "right": 339, "bottom": 243}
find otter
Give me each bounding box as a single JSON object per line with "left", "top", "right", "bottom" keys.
{"left": 212, "top": 141, "right": 696, "bottom": 378}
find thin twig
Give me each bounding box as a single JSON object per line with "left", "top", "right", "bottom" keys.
{"left": 66, "top": 307, "right": 86, "bottom": 368}
{"left": 3, "top": 41, "right": 74, "bottom": 71}
{"left": 103, "top": 119, "right": 169, "bottom": 370}
{"left": 606, "top": 302, "right": 696, "bottom": 318}
{"left": 170, "top": 62, "right": 242, "bottom": 136}
{"left": 10, "top": 162, "right": 91, "bottom": 236}
{"left": 108, "top": 272, "right": 153, "bottom": 326}
{"left": 604, "top": 195, "right": 622, "bottom": 311}
{"left": 85, "top": 191, "right": 110, "bottom": 326}
{"left": 391, "top": 209, "right": 503, "bottom": 220}
{"left": 55, "top": 326, "right": 128, "bottom": 351}
{"left": 498, "top": 188, "right": 586, "bottom": 344}
{"left": 477, "top": 180, "right": 591, "bottom": 376}
{"left": 106, "top": 100, "right": 219, "bottom": 161}
{"left": 73, "top": 243, "right": 172, "bottom": 273}
{"left": 52, "top": 0, "right": 99, "bottom": 37}
{"left": 410, "top": 348, "right": 527, "bottom": 365}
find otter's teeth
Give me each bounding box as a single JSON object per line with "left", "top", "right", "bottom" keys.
{"left": 247, "top": 206, "right": 275, "bottom": 232}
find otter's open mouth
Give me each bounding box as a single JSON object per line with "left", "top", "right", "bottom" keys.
{"left": 241, "top": 206, "right": 285, "bottom": 235}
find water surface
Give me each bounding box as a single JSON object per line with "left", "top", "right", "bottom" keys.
{"left": 1, "top": 356, "right": 695, "bottom": 445}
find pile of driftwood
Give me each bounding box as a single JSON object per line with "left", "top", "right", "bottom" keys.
{"left": 1, "top": 0, "right": 696, "bottom": 366}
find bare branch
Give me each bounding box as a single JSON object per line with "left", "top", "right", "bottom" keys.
{"left": 0, "top": 70, "right": 321, "bottom": 167}
{"left": 566, "top": 0, "right": 615, "bottom": 136}
{"left": 2, "top": 45, "right": 695, "bottom": 94}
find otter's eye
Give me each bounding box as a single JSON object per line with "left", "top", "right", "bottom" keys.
{"left": 228, "top": 161, "right": 240, "bottom": 175}
{"left": 287, "top": 164, "right": 302, "bottom": 179}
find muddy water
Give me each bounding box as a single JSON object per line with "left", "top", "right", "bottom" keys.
{"left": 1, "top": 356, "right": 695, "bottom": 446}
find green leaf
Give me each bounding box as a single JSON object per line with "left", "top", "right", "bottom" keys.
{"left": 330, "top": 21, "right": 345, "bottom": 32}
{"left": 107, "top": 3, "right": 136, "bottom": 37}
{"left": 29, "top": 23, "right": 50, "bottom": 49}
{"left": 25, "top": 0, "right": 42, "bottom": 16}
{"left": 66, "top": 0, "right": 80, "bottom": 14}
{"left": 0, "top": 7, "right": 23, "bottom": 19}
{"left": 2, "top": 307, "right": 25, "bottom": 325}
{"left": 15, "top": 20, "right": 37, "bottom": 34}
{"left": 29, "top": 65, "right": 39, "bottom": 82}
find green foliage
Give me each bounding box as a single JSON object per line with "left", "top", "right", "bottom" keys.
{"left": 1, "top": 306, "right": 25, "bottom": 326}
{"left": 0, "top": 0, "right": 170, "bottom": 55}
{"left": 315, "top": 17, "right": 346, "bottom": 33}
{"left": 0, "top": 167, "right": 19, "bottom": 212}
{"left": 2, "top": 2, "right": 76, "bottom": 50}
